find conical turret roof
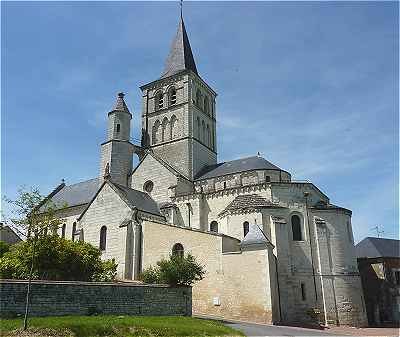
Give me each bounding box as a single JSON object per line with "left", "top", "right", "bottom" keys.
{"left": 112, "top": 92, "right": 130, "bottom": 113}
{"left": 160, "top": 16, "right": 198, "bottom": 79}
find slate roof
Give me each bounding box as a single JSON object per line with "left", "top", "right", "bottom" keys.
{"left": 195, "top": 156, "right": 285, "bottom": 181}
{"left": 111, "top": 182, "right": 162, "bottom": 217}
{"left": 41, "top": 178, "right": 99, "bottom": 211}
{"left": 160, "top": 16, "right": 198, "bottom": 79}
{"left": 219, "top": 194, "right": 280, "bottom": 217}
{"left": 111, "top": 92, "right": 130, "bottom": 114}
{"left": 241, "top": 224, "right": 272, "bottom": 247}
{"left": 356, "top": 237, "right": 400, "bottom": 259}
{"left": 311, "top": 201, "right": 351, "bottom": 214}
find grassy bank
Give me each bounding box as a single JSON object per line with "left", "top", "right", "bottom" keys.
{"left": 0, "top": 315, "right": 244, "bottom": 337}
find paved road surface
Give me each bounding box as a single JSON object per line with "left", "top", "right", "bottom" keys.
{"left": 223, "top": 321, "right": 338, "bottom": 336}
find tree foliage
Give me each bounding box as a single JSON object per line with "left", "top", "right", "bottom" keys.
{"left": 140, "top": 253, "right": 205, "bottom": 286}
{"left": 0, "top": 234, "right": 117, "bottom": 281}
{"left": 3, "top": 186, "right": 67, "bottom": 240}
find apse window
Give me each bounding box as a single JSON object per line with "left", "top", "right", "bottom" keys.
{"left": 99, "top": 226, "right": 107, "bottom": 251}
{"left": 301, "top": 283, "right": 306, "bottom": 301}
{"left": 172, "top": 243, "right": 184, "bottom": 258}
{"left": 210, "top": 221, "right": 218, "bottom": 233}
{"left": 243, "top": 221, "right": 250, "bottom": 237}
{"left": 143, "top": 180, "right": 154, "bottom": 193}
{"left": 291, "top": 214, "right": 303, "bottom": 241}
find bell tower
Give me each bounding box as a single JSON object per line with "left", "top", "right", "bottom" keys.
{"left": 99, "top": 92, "right": 135, "bottom": 186}
{"left": 140, "top": 14, "right": 217, "bottom": 181}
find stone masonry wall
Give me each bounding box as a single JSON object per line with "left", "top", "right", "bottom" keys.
{"left": 0, "top": 280, "right": 191, "bottom": 318}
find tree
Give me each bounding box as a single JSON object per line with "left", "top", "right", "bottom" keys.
{"left": 0, "top": 235, "right": 117, "bottom": 281}
{"left": 3, "top": 186, "right": 66, "bottom": 240}
{"left": 140, "top": 253, "right": 205, "bottom": 286}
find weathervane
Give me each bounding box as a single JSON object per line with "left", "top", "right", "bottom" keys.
{"left": 180, "top": 0, "right": 183, "bottom": 18}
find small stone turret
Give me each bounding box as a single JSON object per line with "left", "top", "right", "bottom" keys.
{"left": 99, "top": 92, "right": 135, "bottom": 187}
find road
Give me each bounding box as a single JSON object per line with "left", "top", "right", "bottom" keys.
{"left": 223, "top": 321, "right": 337, "bottom": 336}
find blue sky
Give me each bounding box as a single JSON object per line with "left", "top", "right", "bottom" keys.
{"left": 1, "top": 1, "right": 398, "bottom": 242}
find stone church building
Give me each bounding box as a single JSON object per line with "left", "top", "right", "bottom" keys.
{"left": 44, "top": 14, "right": 367, "bottom": 326}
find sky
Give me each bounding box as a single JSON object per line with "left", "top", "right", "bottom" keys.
{"left": 1, "top": 1, "right": 398, "bottom": 243}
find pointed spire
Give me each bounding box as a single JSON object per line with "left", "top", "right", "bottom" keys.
{"left": 160, "top": 14, "right": 198, "bottom": 79}
{"left": 112, "top": 92, "right": 130, "bottom": 113}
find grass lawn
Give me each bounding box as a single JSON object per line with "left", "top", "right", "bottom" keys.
{"left": 0, "top": 315, "right": 244, "bottom": 337}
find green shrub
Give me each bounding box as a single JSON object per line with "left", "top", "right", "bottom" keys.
{"left": 0, "top": 235, "right": 117, "bottom": 282}
{"left": 140, "top": 253, "right": 205, "bottom": 286}
{"left": 0, "top": 241, "right": 10, "bottom": 258}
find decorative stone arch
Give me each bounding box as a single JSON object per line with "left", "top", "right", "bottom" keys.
{"left": 206, "top": 124, "right": 210, "bottom": 147}
{"left": 161, "top": 117, "right": 169, "bottom": 142}
{"left": 196, "top": 116, "right": 201, "bottom": 140}
{"left": 152, "top": 119, "right": 161, "bottom": 145}
{"left": 170, "top": 115, "right": 178, "bottom": 139}
{"left": 155, "top": 90, "right": 164, "bottom": 111}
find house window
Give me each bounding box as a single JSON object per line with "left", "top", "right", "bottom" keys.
{"left": 100, "top": 226, "right": 107, "bottom": 251}
{"left": 72, "top": 222, "right": 76, "bottom": 241}
{"left": 210, "top": 221, "right": 218, "bottom": 233}
{"left": 61, "top": 223, "right": 66, "bottom": 239}
{"left": 291, "top": 215, "right": 302, "bottom": 241}
{"left": 265, "top": 176, "right": 271, "bottom": 182}
{"left": 172, "top": 243, "right": 184, "bottom": 258}
{"left": 116, "top": 123, "right": 120, "bottom": 133}
{"left": 169, "top": 87, "right": 177, "bottom": 106}
{"left": 156, "top": 91, "right": 163, "bottom": 110}
{"left": 301, "top": 283, "right": 306, "bottom": 301}
{"left": 243, "top": 221, "right": 250, "bottom": 237}
{"left": 143, "top": 180, "right": 154, "bottom": 193}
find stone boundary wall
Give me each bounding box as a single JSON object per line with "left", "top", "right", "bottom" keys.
{"left": 0, "top": 280, "right": 191, "bottom": 318}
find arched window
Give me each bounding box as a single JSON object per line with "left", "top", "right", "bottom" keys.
{"left": 61, "top": 223, "right": 66, "bottom": 239}
{"left": 202, "top": 121, "right": 206, "bottom": 143}
{"left": 143, "top": 180, "right": 154, "bottom": 193}
{"left": 197, "top": 117, "right": 201, "bottom": 139}
{"left": 162, "top": 117, "right": 169, "bottom": 142}
{"left": 243, "top": 221, "right": 250, "bottom": 237}
{"left": 116, "top": 123, "right": 120, "bottom": 133}
{"left": 204, "top": 96, "right": 209, "bottom": 114}
{"left": 152, "top": 120, "right": 160, "bottom": 145}
{"left": 170, "top": 115, "right": 177, "bottom": 139}
{"left": 169, "top": 87, "right": 177, "bottom": 106}
{"left": 210, "top": 221, "right": 218, "bottom": 233}
{"left": 172, "top": 243, "right": 184, "bottom": 258}
{"left": 100, "top": 226, "right": 107, "bottom": 251}
{"left": 206, "top": 124, "right": 210, "bottom": 146}
{"left": 156, "top": 91, "right": 163, "bottom": 110}
{"left": 196, "top": 90, "right": 202, "bottom": 108}
{"left": 72, "top": 222, "right": 76, "bottom": 241}
{"left": 291, "top": 215, "right": 302, "bottom": 241}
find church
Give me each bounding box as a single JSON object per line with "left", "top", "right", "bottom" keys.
{"left": 44, "top": 12, "right": 367, "bottom": 326}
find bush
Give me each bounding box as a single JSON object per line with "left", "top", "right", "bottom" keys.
{"left": 0, "top": 241, "right": 10, "bottom": 258}
{"left": 140, "top": 253, "right": 205, "bottom": 286}
{"left": 0, "top": 235, "right": 117, "bottom": 282}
